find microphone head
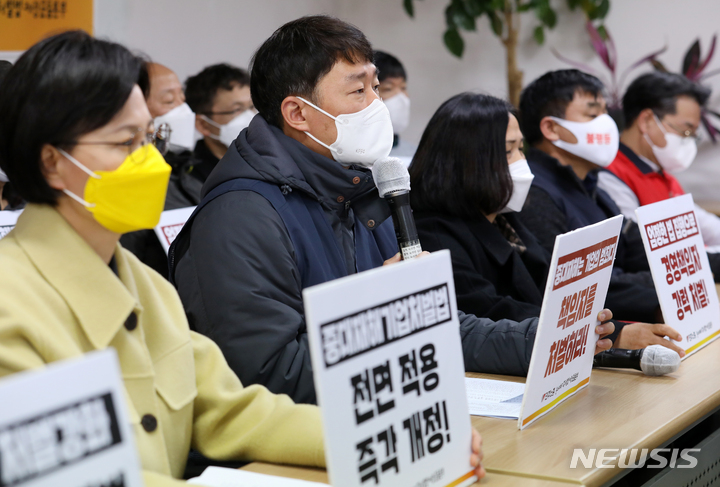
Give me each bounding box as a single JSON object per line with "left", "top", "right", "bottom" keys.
{"left": 640, "top": 345, "right": 681, "bottom": 376}
{"left": 372, "top": 157, "right": 410, "bottom": 198}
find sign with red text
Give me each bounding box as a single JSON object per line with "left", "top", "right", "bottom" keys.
{"left": 0, "top": 350, "right": 142, "bottom": 487}
{"left": 0, "top": 210, "right": 22, "bottom": 240}
{"left": 304, "top": 251, "right": 476, "bottom": 487}
{"left": 636, "top": 194, "right": 720, "bottom": 357}
{"left": 518, "top": 215, "right": 622, "bottom": 430}
{"left": 153, "top": 207, "right": 196, "bottom": 254}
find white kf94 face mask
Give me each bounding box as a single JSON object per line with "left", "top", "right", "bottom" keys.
{"left": 201, "top": 109, "right": 257, "bottom": 148}
{"left": 154, "top": 102, "right": 196, "bottom": 151}
{"left": 297, "top": 97, "right": 395, "bottom": 167}
{"left": 384, "top": 92, "right": 411, "bottom": 135}
{"left": 499, "top": 158, "right": 534, "bottom": 214}
{"left": 549, "top": 113, "right": 620, "bottom": 167}
{"left": 646, "top": 113, "right": 698, "bottom": 174}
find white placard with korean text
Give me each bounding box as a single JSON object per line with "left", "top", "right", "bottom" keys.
{"left": 0, "top": 209, "right": 22, "bottom": 241}
{"left": 153, "top": 206, "right": 196, "bottom": 253}
{"left": 518, "top": 215, "right": 622, "bottom": 430}
{"left": 304, "top": 250, "right": 476, "bottom": 487}
{"left": 0, "top": 349, "right": 143, "bottom": 487}
{"left": 635, "top": 194, "right": 720, "bottom": 357}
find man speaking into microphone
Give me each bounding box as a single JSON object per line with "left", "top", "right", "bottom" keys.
{"left": 169, "top": 15, "right": 615, "bottom": 405}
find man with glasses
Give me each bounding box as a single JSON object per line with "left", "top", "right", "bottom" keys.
{"left": 183, "top": 63, "right": 255, "bottom": 183}
{"left": 597, "top": 72, "right": 720, "bottom": 248}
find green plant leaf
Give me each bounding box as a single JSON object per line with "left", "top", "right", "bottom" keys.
{"left": 489, "top": 11, "right": 503, "bottom": 37}
{"left": 462, "top": 0, "right": 486, "bottom": 16}
{"left": 596, "top": 24, "right": 608, "bottom": 40}
{"left": 595, "top": 0, "right": 610, "bottom": 19}
{"left": 403, "top": 0, "right": 414, "bottom": 17}
{"left": 566, "top": 0, "right": 582, "bottom": 10}
{"left": 536, "top": 5, "right": 557, "bottom": 28}
{"left": 444, "top": 28, "right": 465, "bottom": 57}
{"left": 534, "top": 25, "right": 545, "bottom": 44}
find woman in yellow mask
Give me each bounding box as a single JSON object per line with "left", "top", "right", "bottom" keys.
{"left": 0, "top": 31, "right": 329, "bottom": 486}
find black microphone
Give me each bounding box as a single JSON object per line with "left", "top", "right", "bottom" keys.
{"left": 372, "top": 157, "right": 422, "bottom": 260}
{"left": 593, "top": 345, "right": 680, "bottom": 376}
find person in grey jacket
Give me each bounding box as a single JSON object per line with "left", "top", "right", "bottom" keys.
{"left": 169, "top": 15, "right": 615, "bottom": 405}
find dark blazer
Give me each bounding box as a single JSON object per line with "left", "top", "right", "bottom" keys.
{"left": 416, "top": 211, "right": 549, "bottom": 322}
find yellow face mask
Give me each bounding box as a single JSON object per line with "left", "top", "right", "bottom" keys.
{"left": 59, "top": 144, "right": 171, "bottom": 234}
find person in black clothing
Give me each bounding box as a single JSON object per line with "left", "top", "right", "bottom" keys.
{"left": 516, "top": 70, "right": 685, "bottom": 355}
{"left": 411, "top": 92, "right": 684, "bottom": 356}
{"left": 119, "top": 64, "right": 203, "bottom": 277}
{"left": 168, "top": 16, "right": 616, "bottom": 404}
{"left": 185, "top": 63, "right": 255, "bottom": 182}
{"left": 0, "top": 60, "right": 24, "bottom": 212}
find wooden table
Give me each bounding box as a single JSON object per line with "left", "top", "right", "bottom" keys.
{"left": 469, "top": 335, "right": 720, "bottom": 486}
{"left": 241, "top": 462, "right": 572, "bottom": 486}
{"left": 241, "top": 287, "right": 720, "bottom": 486}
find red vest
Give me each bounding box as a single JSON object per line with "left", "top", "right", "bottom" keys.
{"left": 606, "top": 146, "right": 685, "bottom": 205}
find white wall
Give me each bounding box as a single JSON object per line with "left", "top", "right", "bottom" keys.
{"left": 4, "top": 0, "right": 720, "bottom": 200}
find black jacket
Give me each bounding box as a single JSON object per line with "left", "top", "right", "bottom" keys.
{"left": 416, "top": 212, "right": 548, "bottom": 322}
{"left": 416, "top": 211, "right": 623, "bottom": 342}
{"left": 171, "top": 116, "right": 541, "bottom": 404}
{"left": 518, "top": 149, "right": 661, "bottom": 323}
{"left": 119, "top": 149, "right": 203, "bottom": 278}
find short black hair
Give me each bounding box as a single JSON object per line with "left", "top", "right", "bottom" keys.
{"left": 185, "top": 63, "right": 250, "bottom": 115}
{"left": 520, "top": 69, "right": 605, "bottom": 145}
{"left": 409, "top": 93, "right": 514, "bottom": 218}
{"left": 623, "top": 71, "right": 711, "bottom": 126}
{"left": 374, "top": 50, "right": 406, "bottom": 82}
{"left": 0, "top": 31, "right": 147, "bottom": 205}
{"left": 250, "top": 15, "right": 374, "bottom": 128}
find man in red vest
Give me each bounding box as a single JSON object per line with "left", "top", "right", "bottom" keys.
{"left": 598, "top": 72, "right": 720, "bottom": 249}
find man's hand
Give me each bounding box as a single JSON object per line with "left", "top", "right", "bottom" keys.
{"left": 595, "top": 309, "right": 614, "bottom": 355}
{"left": 383, "top": 251, "right": 431, "bottom": 266}
{"left": 615, "top": 323, "right": 686, "bottom": 357}
{"left": 470, "top": 429, "right": 486, "bottom": 479}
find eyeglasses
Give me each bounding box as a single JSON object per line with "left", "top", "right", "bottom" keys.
{"left": 64, "top": 123, "right": 173, "bottom": 161}
{"left": 654, "top": 112, "right": 701, "bottom": 142}
{"left": 202, "top": 106, "right": 253, "bottom": 117}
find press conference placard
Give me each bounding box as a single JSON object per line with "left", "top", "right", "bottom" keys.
{"left": 154, "top": 206, "right": 196, "bottom": 253}
{"left": 0, "top": 349, "right": 143, "bottom": 487}
{"left": 0, "top": 210, "right": 22, "bottom": 241}
{"left": 518, "top": 215, "right": 622, "bottom": 430}
{"left": 636, "top": 194, "right": 720, "bottom": 357}
{"left": 304, "top": 250, "right": 476, "bottom": 487}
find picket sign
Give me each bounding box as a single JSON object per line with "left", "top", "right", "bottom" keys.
{"left": 304, "top": 250, "right": 476, "bottom": 487}
{"left": 153, "top": 206, "right": 196, "bottom": 253}
{"left": 635, "top": 194, "right": 720, "bottom": 357}
{"left": 518, "top": 215, "right": 622, "bottom": 429}
{"left": 0, "top": 349, "right": 142, "bottom": 487}
{"left": 0, "top": 209, "right": 22, "bottom": 240}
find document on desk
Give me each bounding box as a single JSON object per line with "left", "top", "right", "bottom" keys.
{"left": 465, "top": 377, "right": 525, "bottom": 419}
{"left": 188, "top": 467, "right": 327, "bottom": 486}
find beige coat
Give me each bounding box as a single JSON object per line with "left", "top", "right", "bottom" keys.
{"left": 0, "top": 204, "right": 325, "bottom": 486}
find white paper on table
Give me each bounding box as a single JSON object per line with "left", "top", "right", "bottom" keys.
{"left": 465, "top": 377, "right": 525, "bottom": 419}
{"left": 188, "top": 467, "right": 327, "bottom": 487}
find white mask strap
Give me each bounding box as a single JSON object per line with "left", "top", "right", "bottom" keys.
{"left": 653, "top": 113, "right": 669, "bottom": 135}
{"left": 200, "top": 114, "right": 223, "bottom": 129}
{"left": 302, "top": 131, "right": 332, "bottom": 151}
{"left": 62, "top": 188, "right": 95, "bottom": 208}
{"left": 57, "top": 148, "right": 101, "bottom": 179}
{"left": 296, "top": 96, "right": 337, "bottom": 122}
